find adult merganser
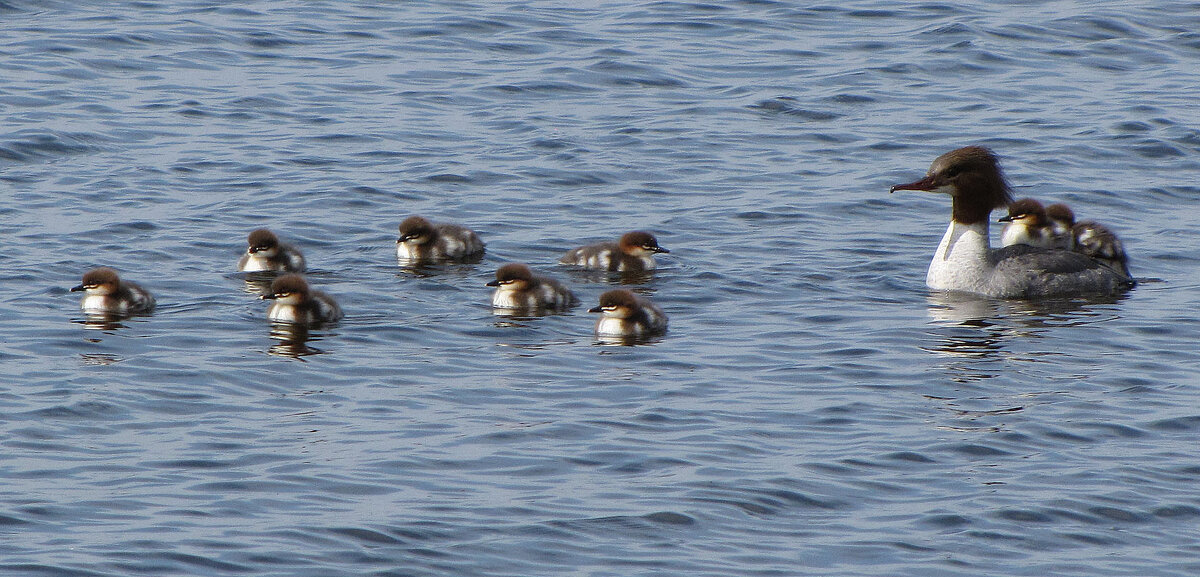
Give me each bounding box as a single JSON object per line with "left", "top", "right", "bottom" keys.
{"left": 891, "top": 146, "right": 1134, "bottom": 298}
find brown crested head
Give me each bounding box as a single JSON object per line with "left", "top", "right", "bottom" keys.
{"left": 618, "top": 231, "right": 668, "bottom": 254}
{"left": 247, "top": 228, "right": 279, "bottom": 252}
{"left": 398, "top": 216, "right": 434, "bottom": 242}
{"left": 79, "top": 267, "right": 120, "bottom": 288}
{"left": 999, "top": 198, "right": 1047, "bottom": 224}
{"left": 1045, "top": 202, "right": 1076, "bottom": 226}
{"left": 487, "top": 263, "right": 535, "bottom": 287}
{"left": 589, "top": 289, "right": 639, "bottom": 313}
{"left": 891, "top": 146, "right": 1013, "bottom": 224}
{"left": 269, "top": 273, "right": 309, "bottom": 297}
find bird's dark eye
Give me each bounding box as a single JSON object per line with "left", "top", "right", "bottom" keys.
{"left": 944, "top": 166, "right": 962, "bottom": 178}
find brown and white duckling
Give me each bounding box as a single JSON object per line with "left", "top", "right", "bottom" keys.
{"left": 588, "top": 289, "right": 667, "bottom": 339}
{"left": 261, "top": 274, "right": 342, "bottom": 324}
{"left": 999, "top": 198, "right": 1071, "bottom": 250}
{"left": 1073, "top": 220, "right": 1132, "bottom": 278}
{"left": 560, "top": 231, "right": 669, "bottom": 272}
{"left": 71, "top": 267, "right": 155, "bottom": 315}
{"left": 396, "top": 216, "right": 485, "bottom": 262}
{"left": 487, "top": 263, "right": 576, "bottom": 312}
{"left": 237, "top": 228, "right": 307, "bottom": 272}
{"left": 1044, "top": 202, "right": 1077, "bottom": 250}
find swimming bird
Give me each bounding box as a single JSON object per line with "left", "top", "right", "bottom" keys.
{"left": 588, "top": 289, "right": 667, "bottom": 339}
{"left": 487, "top": 263, "right": 577, "bottom": 312}
{"left": 1073, "top": 220, "right": 1132, "bottom": 278}
{"left": 396, "top": 216, "right": 485, "bottom": 262}
{"left": 261, "top": 274, "right": 343, "bottom": 324}
{"left": 237, "top": 228, "right": 307, "bottom": 272}
{"left": 1044, "top": 202, "right": 1077, "bottom": 250}
{"left": 890, "top": 146, "right": 1134, "bottom": 298}
{"left": 1042, "top": 202, "right": 1131, "bottom": 277}
{"left": 71, "top": 267, "right": 155, "bottom": 315}
{"left": 999, "top": 198, "right": 1072, "bottom": 250}
{"left": 560, "top": 231, "right": 669, "bottom": 272}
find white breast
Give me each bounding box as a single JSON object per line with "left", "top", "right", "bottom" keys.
{"left": 81, "top": 294, "right": 121, "bottom": 313}
{"left": 396, "top": 242, "right": 421, "bottom": 260}
{"left": 267, "top": 303, "right": 303, "bottom": 323}
{"left": 926, "top": 221, "right": 993, "bottom": 294}
{"left": 1000, "top": 222, "right": 1046, "bottom": 248}
{"left": 595, "top": 316, "right": 633, "bottom": 337}
{"left": 239, "top": 254, "right": 273, "bottom": 272}
{"left": 491, "top": 288, "right": 528, "bottom": 309}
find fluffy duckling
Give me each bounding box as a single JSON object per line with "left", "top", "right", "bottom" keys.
{"left": 487, "top": 263, "right": 577, "bottom": 312}
{"left": 1073, "top": 220, "right": 1132, "bottom": 277}
{"left": 999, "top": 198, "right": 1071, "bottom": 250}
{"left": 560, "top": 231, "right": 669, "bottom": 272}
{"left": 588, "top": 289, "right": 667, "bottom": 339}
{"left": 238, "top": 228, "right": 306, "bottom": 272}
{"left": 396, "top": 216, "right": 485, "bottom": 262}
{"left": 261, "top": 274, "right": 342, "bottom": 324}
{"left": 1045, "top": 203, "right": 1077, "bottom": 250}
{"left": 71, "top": 267, "right": 155, "bottom": 315}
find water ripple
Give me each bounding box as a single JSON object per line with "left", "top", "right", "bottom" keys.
{"left": 1, "top": 1, "right": 1199, "bottom": 575}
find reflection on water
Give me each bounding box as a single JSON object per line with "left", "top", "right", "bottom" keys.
{"left": 80, "top": 353, "right": 122, "bottom": 365}
{"left": 926, "top": 292, "right": 1130, "bottom": 327}
{"left": 395, "top": 252, "right": 486, "bottom": 277}
{"left": 491, "top": 305, "right": 577, "bottom": 320}
{"left": 5, "top": 0, "right": 1196, "bottom": 573}
{"left": 74, "top": 311, "right": 147, "bottom": 331}
{"left": 594, "top": 333, "right": 667, "bottom": 347}
{"left": 268, "top": 322, "right": 326, "bottom": 359}
{"left": 240, "top": 272, "right": 278, "bottom": 296}
{"left": 921, "top": 291, "right": 1134, "bottom": 383}
{"left": 563, "top": 268, "right": 658, "bottom": 288}
{"left": 925, "top": 292, "right": 1001, "bottom": 326}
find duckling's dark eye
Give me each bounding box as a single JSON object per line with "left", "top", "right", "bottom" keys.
{"left": 944, "top": 165, "right": 962, "bottom": 178}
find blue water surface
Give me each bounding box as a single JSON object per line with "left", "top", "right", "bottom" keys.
{"left": 2, "top": 1, "right": 1200, "bottom": 575}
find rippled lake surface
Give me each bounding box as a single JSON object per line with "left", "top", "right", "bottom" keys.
{"left": 3, "top": 1, "right": 1200, "bottom": 575}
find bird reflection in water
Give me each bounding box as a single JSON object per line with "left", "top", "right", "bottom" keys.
{"left": 75, "top": 312, "right": 129, "bottom": 331}
{"left": 268, "top": 322, "right": 326, "bottom": 359}
{"left": 396, "top": 251, "right": 485, "bottom": 279}
{"left": 240, "top": 271, "right": 277, "bottom": 297}
{"left": 563, "top": 268, "right": 656, "bottom": 287}
{"left": 922, "top": 291, "right": 1130, "bottom": 381}
{"left": 594, "top": 333, "right": 666, "bottom": 347}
